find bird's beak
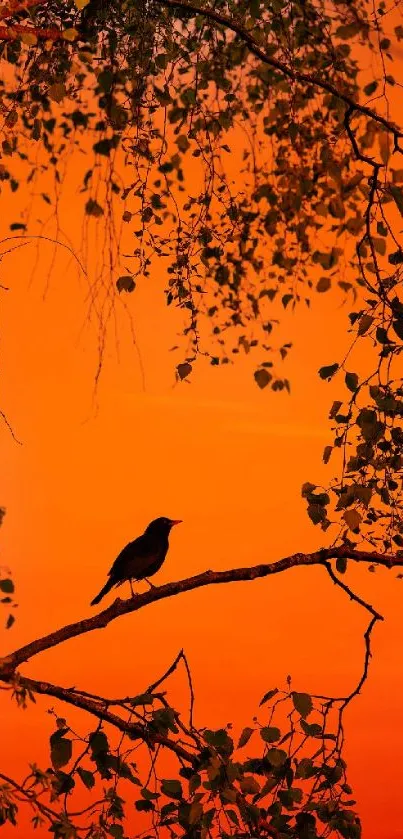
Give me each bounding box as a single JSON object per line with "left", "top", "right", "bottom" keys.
{"left": 170, "top": 519, "right": 182, "bottom": 526}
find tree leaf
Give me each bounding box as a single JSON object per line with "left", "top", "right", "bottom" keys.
{"left": 135, "top": 799, "right": 154, "bottom": 812}
{"left": 307, "top": 503, "right": 327, "bottom": 525}
{"left": 176, "top": 134, "right": 190, "bottom": 153}
{"left": 266, "top": 748, "right": 288, "bottom": 767}
{"left": 177, "top": 362, "right": 192, "bottom": 380}
{"left": 161, "top": 779, "right": 183, "bottom": 800}
{"left": 292, "top": 692, "right": 313, "bottom": 719}
{"left": 295, "top": 758, "right": 316, "bottom": 779}
{"left": 85, "top": 198, "right": 103, "bottom": 217}
{"left": 260, "top": 726, "right": 281, "bottom": 743}
{"left": 239, "top": 776, "right": 260, "bottom": 795}
{"left": 300, "top": 720, "right": 322, "bottom": 737}
{"left": 50, "top": 732, "right": 72, "bottom": 770}
{"left": 238, "top": 727, "right": 254, "bottom": 748}
{"left": 254, "top": 368, "right": 272, "bottom": 389}
{"left": 0, "top": 579, "right": 14, "bottom": 594}
{"left": 48, "top": 83, "right": 66, "bottom": 103}
{"left": 336, "top": 557, "right": 347, "bottom": 574}
{"left": 77, "top": 768, "right": 95, "bottom": 789}
{"left": 390, "top": 184, "right": 403, "bottom": 216}
{"left": 62, "top": 27, "right": 79, "bottom": 41}
{"left": 316, "top": 276, "right": 331, "bottom": 292}
{"left": 108, "top": 827, "right": 124, "bottom": 839}
{"left": 226, "top": 809, "right": 239, "bottom": 826}
{"left": 392, "top": 318, "right": 403, "bottom": 340}
{"left": 141, "top": 787, "right": 160, "bottom": 800}
{"left": 259, "top": 688, "right": 278, "bottom": 706}
{"left": 116, "top": 275, "right": 135, "bottom": 293}
{"left": 343, "top": 509, "right": 362, "bottom": 531}
{"left": 93, "top": 137, "right": 117, "bottom": 156}
{"left": 301, "top": 482, "right": 316, "bottom": 497}
{"left": 189, "top": 801, "right": 203, "bottom": 824}
{"left": 358, "top": 314, "right": 374, "bottom": 335}
{"left": 319, "top": 363, "right": 339, "bottom": 380}
{"left": 345, "top": 372, "right": 359, "bottom": 392}
{"left": 373, "top": 237, "right": 386, "bottom": 256}
{"left": 388, "top": 249, "right": 403, "bottom": 265}
{"left": 364, "top": 81, "right": 378, "bottom": 96}
{"left": 89, "top": 730, "right": 109, "bottom": 756}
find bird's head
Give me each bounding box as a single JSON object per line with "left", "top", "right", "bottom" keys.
{"left": 146, "top": 517, "right": 182, "bottom": 535}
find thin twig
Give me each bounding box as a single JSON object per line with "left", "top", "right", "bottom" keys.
{"left": 323, "top": 561, "right": 383, "bottom": 621}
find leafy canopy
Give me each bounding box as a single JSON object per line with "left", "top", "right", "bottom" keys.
{"left": 0, "top": 0, "right": 401, "bottom": 390}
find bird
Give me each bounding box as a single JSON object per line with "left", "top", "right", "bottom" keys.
{"left": 90, "top": 517, "right": 182, "bottom": 607}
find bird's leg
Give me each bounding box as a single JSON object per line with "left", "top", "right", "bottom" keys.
{"left": 129, "top": 579, "right": 135, "bottom": 598}
{"left": 145, "top": 578, "right": 156, "bottom": 590}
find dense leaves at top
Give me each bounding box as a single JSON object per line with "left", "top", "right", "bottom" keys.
{"left": 0, "top": 0, "right": 401, "bottom": 386}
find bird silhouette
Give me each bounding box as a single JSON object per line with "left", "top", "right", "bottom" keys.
{"left": 90, "top": 517, "right": 182, "bottom": 606}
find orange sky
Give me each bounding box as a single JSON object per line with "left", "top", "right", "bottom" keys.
{"left": 1, "top": 97, "right": 403, "bottom": 837}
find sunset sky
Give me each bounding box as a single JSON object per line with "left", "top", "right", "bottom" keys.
{"left": 1, "top": 45, "right": 403, "bottom": 837}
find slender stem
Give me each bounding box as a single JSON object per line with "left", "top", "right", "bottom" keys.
{"left": 323, "top": 561, "right": 383, "bottom": 621}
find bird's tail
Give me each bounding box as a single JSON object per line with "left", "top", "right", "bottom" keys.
{"left": 90, "top": 576, "right": 115, "bottom": 607}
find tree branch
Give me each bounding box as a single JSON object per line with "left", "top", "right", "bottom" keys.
{"left": 0, "top": 23, "right": 60, "bottom": 39}
{"left": 157, "top": 0, "right": 402, "bottom": 143}
{"left": 323, "top": 560, "right": 383, "bottom": 621}
{"left": 15, "top": 674, "right": 197, "bottom": 766}
{"left": 0, "top": 546, "right": 397, "bottom": 676}
{"left": 323, "top": 563, "right": 383, "bottom": 709}
{"left": 0, "top": 0, "right": 42, "bottom": 20}
{"left": 342, "top": 615, "right": 379, "bottom": 708}
{"left": 0, "top": 770, "right": 59, "bottom": 824}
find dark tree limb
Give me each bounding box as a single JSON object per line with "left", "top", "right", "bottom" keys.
{"left": 158, "top": 0, "right": 402, "bottom": 144}
{"left": 13, "top": 674, "right": 197, "bottom": 766}
{"left": 0, "top": 546, "right": 398, "bottom": 676}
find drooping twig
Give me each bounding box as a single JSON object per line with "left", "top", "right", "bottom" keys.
{"left": 147, "top": 648, "right": 195, "bottom": 729}
{"left": 323, "top": 560, "right": 383, "bottom": 621}
{"left": 341, "top": 615, "right": 379, "bottom": 709}
{"left": 0, "top": 235, "right": 86, "bottom": 278}
{"left": 0, "top": 409, "right": 22, "bottom": 445}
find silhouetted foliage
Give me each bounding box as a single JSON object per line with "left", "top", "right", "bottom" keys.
{"left": 1, "top": 0, "right": 403, "bottom": 836}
